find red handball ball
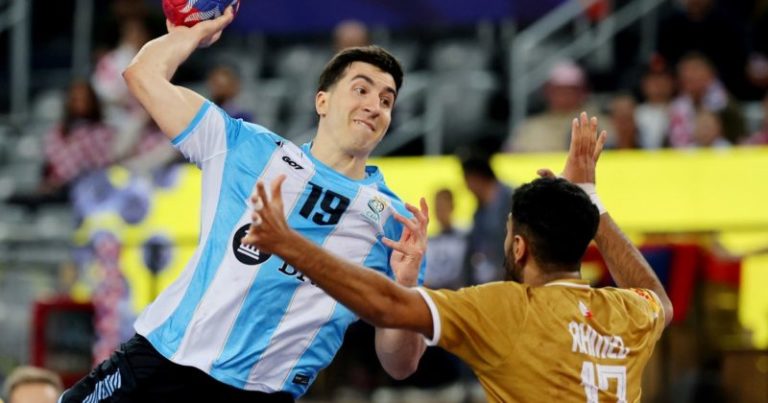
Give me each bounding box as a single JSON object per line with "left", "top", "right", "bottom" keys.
{"left": 163, "top": 0, "right": 240, "bottom": 27}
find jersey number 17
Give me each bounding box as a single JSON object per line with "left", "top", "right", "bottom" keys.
{"left": 580, "top": 361, "right": 627, "bottom": 403}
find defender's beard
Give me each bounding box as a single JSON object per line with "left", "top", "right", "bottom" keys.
{"left": 504, "top": 254, "right": 524, "bottom": 283}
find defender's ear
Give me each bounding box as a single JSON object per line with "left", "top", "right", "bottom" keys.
{"left": 513, "top": 235, "right": 527, "bottom": 264}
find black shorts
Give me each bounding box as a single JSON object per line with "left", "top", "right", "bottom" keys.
{"left": 60, "top": 334, "right": 294, "bottom": 403}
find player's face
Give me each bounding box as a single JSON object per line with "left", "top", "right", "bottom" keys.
{"left": 317, "top": 62, "right": 396, "bottom": 155}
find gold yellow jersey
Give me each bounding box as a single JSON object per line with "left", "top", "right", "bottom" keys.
{"left": 418, "top": 279, "right": 665, "bottom": 403}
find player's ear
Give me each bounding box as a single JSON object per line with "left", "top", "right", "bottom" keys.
{"left": 513, "top": 235, "right": 527, "bottom": 263}
{"left": 315, "top": 91, "right": 328, "bottom": 117}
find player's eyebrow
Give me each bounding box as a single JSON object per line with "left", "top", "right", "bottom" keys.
{"left": 350, "top": 74, "right": 397, "bottom": 98}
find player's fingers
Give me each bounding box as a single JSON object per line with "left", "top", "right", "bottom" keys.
{"left": 579, "top": 112, "right": 590, "bottom": 156}
{"left": 381, "top": 236, "right": 397, "bottom": 249}
{"left": 393, "top": 213, "right": 419, "bottom": 233}
{"left": 537, "top": 168, "right": 556, "bottom": 178}
{"left": 256, "top": 182, "right": 270, "bottom": 212}
{"left": 197, "top": 6, "right": 234, "bottom": 34}
{"left": 271, "top": 175, "right": 286, "bottom": 205}
{"left": 404, "top": 203, "right": 427, "bottom": 226}
{"left": 594, "top": 130, "right": 608, "bottom": 162}
{"left": 589, "top": 116, "right": 598, "bottom": 148}
{"left": 419, "top": 197, "right": 430, "bottom": 225}
{"left": 569, "top": 117, "right": 579, "bottom": 155}
{"left": 382, "top": 237, "right": 407, "bottom": 254}
{"left": 241, "top": 233, "right": 256, "bottom": 245}
{"left": 252, "top": 197, "right": 263, "bottom": 212}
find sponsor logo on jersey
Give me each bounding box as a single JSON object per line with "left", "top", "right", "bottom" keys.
{"left": 292, "top": 373, "right": 311, "bottom": 385}
{"left": 362, "top": 196, "right": 387, "bottom": 225}
{"left": 281, "top": 155, "right": 304, "bottom": 170}
{"left": 232, "top": 224, "right": 272, "bottom": 265}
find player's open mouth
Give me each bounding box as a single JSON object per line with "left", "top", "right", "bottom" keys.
{"left": 353, "top": 120, "right": 375, "bottom": 131}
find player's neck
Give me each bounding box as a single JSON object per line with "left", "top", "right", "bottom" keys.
{"left": 525, "top": 268, "right": 581, "bottom": 287}
{"left": 310, "top": 139, "right": 368, "bottom": 180}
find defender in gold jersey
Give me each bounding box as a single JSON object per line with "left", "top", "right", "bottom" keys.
{"left": 243, "top": 112, "right": 674, "bottom": 403}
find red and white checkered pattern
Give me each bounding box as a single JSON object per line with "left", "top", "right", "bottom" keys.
{"left": 44, "top": 123, "right": 115, "bottom": 186}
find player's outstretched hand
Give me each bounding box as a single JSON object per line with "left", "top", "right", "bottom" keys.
{"left": 241, "top": 175, "right": 293, "bottom": 255}
{"left": 165, "top": 5, "right": 235, "bottom": 48}
{"left": 382, "top": 198, "right": 429, "bottom": 287}
{"left": 537, "top": 111, "right": 607, "bottom": 184}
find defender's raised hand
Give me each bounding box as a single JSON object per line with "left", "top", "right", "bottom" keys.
{"left": 537, "top": 111, "right": 607, "bottom": 184}
{"left": 382, "top": 198, "right": 430, "bottom": 287}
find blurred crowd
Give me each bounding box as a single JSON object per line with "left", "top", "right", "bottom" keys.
{"left": 22, "top": 0, "right": 768, "bottom": 206}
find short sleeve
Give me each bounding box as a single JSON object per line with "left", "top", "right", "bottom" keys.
{"left": 417, "top": 283, "right": 528, "bottom": 371}
{"left": 628, "top": 288, "right": 666, "bottom": 341}
{"left": 171, "top": 101, "right": 285, "bottom": 168}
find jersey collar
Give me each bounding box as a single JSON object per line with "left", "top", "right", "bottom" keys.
{"left": 544, "top": 279, "right": 592, "bottom": 289}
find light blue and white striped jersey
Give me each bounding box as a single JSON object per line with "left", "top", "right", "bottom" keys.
{"left": 134, "top": 101, "right": 425, "bottom": 397}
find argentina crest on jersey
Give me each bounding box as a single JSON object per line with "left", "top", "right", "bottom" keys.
{"left": 361, "top": 195, "right": 388, "bottom": 226}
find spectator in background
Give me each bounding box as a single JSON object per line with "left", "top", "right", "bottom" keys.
{"left": 745, "top": 93, "right": 768, "bottom": 145}
{"left": 669, "top": 53, "right": 746, "bottom": 147}
{"left": 656, "top": 0, "right": 750, "bottom": 98}
{"left": 206, "top": 65, "right": 253, "bottom": 122}
{"left": 692, "top": 111, "right": 731, "bottom": 148}
{"left": 42, "top": 80, "right": 115, "bottom": 195}
{"left": 505, "top": 60, "right": 608, "bottom": 152}
{"left": 461, "top": 151, "right": 513, "bottom": 284}
{"left": 424, "top": 188, "right": 467, "bottom": 290}
{"left": 91, "top": 17, "right": 151, "bottom": 127}
{"left": 116, "top": 119, "right": 182, "bottom": 176}
{"left": 748, "top": 10, "right": 768, "bottom": 94}
{"left": 96, "top": 20, "right": 180, "bottom": 177}
{"left": 609, "top": 94, "right": 641, "bottom": 150}
{"left": 333, "top": 20, "right": 371, "bottom": 51}
{"left": 2, "top": 366, "right": 62, "bottom": 403}
{"left": 635, "top": 63, "right": 675, "bottom": 149}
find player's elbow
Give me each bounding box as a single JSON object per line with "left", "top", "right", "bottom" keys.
{"left": 386, "top": 360, "right": 419, "bottom": 380}
{"left": 662, "top": 299, "right": 674, "bottom": 327}
{"left": 123, "top": 62, "right": 159, "bottom": 97}
{"left": 122, "top": 64, "right": 144, "bottom": 94}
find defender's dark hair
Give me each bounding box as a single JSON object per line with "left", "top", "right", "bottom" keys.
{"left": 317, "top": 45, "right": 403, "bottom": 93}
{"left": 511, "top": 178, "right": 600, "bottom": 271}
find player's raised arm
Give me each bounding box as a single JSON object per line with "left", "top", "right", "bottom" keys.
{"left": 123, "top": 7, "right": 235, "bottom": 139}
{"left": 548, "top": 112, "right": 673, "bottom": 326}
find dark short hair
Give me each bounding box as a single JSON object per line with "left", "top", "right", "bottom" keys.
{"left": 317, "top": 46, "right": 403, "bottom": 93}
{"left": 511, "top": 178, "right": 599, "bottom": 272}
